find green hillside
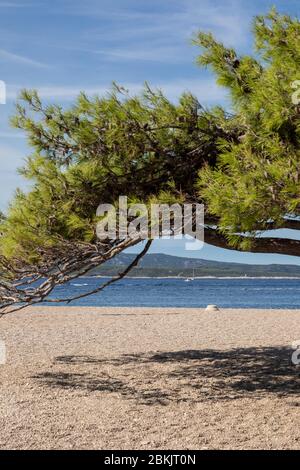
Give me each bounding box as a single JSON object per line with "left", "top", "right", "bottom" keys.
{"left": 89, "top": 254, "right": 300, "bottom": 278}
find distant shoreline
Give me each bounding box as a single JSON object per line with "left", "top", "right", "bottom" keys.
{"left": 82, "top": 275, "right": 300, "bottom": 280}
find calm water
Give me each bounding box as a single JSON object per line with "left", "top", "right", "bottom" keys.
{"left": 44, "top": 277, "right": 300, "bottom": 309}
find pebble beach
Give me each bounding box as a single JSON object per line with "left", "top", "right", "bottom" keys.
{"left": 0, "top": 306, "right": 300, "bottom": 449}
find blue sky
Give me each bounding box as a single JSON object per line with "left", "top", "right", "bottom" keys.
{"left": 0, "top": 0, "right": 299, "bottom": 264}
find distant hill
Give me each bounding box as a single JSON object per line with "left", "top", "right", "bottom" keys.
{"left": 89, "top": 253, "right": 300, "bottom": 278}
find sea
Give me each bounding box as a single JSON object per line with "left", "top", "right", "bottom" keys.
{"left": 44, "top": 277, "right": 300, "bottom": 309}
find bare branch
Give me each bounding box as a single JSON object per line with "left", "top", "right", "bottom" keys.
{"left": 46, "top": 239, "right": 153, "bottom": 304}
{"left": 0, "top": 236, "right": 143, "bottom": 316}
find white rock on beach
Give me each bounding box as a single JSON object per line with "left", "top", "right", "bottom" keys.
{"left": 205, "top": 304, "right": 219, "bottom": 311}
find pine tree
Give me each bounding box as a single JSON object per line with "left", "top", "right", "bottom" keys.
{"left": 194, "top": 8, "right": 300, "bottom": 251}
{"left": 1, "top": 9, "right": 300, "bottom": 312}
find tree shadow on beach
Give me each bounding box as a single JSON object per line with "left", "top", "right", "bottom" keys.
{"left": 32, "top": 346, "right": 300, "bottom": 405}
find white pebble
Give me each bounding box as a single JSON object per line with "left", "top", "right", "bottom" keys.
{"left": 205, "top": 304, "right": 219, "bottom": 311}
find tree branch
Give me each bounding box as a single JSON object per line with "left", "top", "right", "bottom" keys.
{"left": 204, "top": 226, "right": 300, "bottom": 256}
{"left": 46, "top": 239, "right": 153, "bottom": 304}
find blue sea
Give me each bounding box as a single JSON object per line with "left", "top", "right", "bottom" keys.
{"left": 45, "top": 277, "right": 300, "bottom": 309}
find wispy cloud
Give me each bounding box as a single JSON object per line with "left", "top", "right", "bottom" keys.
{"left": 0, "top": 132, "right": 25, "bottom": 139}
{"left": 6, "top": 78, "right": 228, "bottom": 105}
{"left": 0, "top": 2, "right": 37, "bottom": 7}
{"left": 158, "top": 78, "right": 229, "bottom": 105}
{"left": 0, "top": 143, "right": 24, "bottom": 170}
{"left": 0, "top": 49, "right": 49, "bottom": 68}
{"left": 6, "top": 85, "right": 109, "bottom": 100}
{"left": 92, "top": 46, "right": 191, "bottom": 64}
{"left": 71, "top": 0, "right": 252, "bottom": 50}
{"left": 62, "top": 0, "right": 252, "bottom": 68}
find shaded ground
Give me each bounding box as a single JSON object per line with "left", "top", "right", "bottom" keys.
{"left": 35, "top": 346, "right": 300, "bottom": 404}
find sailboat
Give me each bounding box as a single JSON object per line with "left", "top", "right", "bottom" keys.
{"left": 185, "top": 269, "right": 195, "bottom": 282}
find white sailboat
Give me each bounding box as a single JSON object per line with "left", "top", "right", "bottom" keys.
{"left": 185, "top": 269, "right": 195, "bottom": 282}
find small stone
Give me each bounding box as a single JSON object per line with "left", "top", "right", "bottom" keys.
{"left": 205, "top": 304, "right": 219, "bottom": 312}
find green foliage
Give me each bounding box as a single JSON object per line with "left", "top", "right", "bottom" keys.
{"left": 194, "top": 9, "right": 300, "bottom": 247}
{"left": 1, "top": 8, "right": 299, "bottom": 262}
{"left": 2, "top": 83, "right": 225, "bottom": 261}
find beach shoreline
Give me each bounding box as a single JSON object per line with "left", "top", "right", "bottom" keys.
{"left": 85, "top": 275, "right": 300, "bottom": 279}
{"left": 1, "top": 306, "right": 300, "bottom": 450}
